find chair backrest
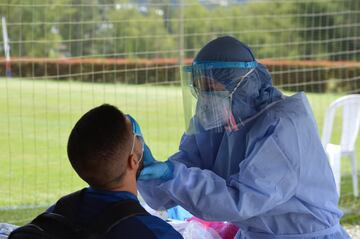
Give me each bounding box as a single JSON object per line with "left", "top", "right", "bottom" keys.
{"left": 321, "top": 94, "right": 360, "bottom": 152}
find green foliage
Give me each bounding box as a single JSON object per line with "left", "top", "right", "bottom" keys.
{"left": 208, "top": 2, "right": 300, "bottom": 59}
{"left": 108, "top": 3, "right": 175, "bottom": 57}
{"left": 0, "top": 0, "right": 71, "bottom": 57}
{"left": 2, "top": 59, "right": 359, "bottom": 93}
{"left": 177, "top": 0, "right": 212, "bottom": 57}
{"left": 1, "top": 0, "right": 359, "bottom": 60}
{"left": 287, "top": 2, "right": 337, "bottom": 60}
{"left": 331, "top": 0, "right": 360, "bottom": 61}
{"left": 57, "top": 0, "right": 102, "bottom": 57}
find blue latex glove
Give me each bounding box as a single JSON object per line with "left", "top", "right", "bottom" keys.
{"left": 127, "top": 114, "right": 143, "bottom": 136}
{"left": 143, "top": 144, "right": 156, "bottom": 167}
{"left": 138, "top": 160, "right": 174, "bottom": 181}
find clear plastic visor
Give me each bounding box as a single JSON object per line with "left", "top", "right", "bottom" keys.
{"left": 181, "top": 61, "right": 257, "bottom": 134}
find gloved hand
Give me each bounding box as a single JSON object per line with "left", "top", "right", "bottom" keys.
{"left": 138, "top": 160, "right": 174, "bottom": 181}
{"left": 143, "top": 144, "right": 156, "bottom": 167}
{"left": 138, "top": 143, "right": 174, "bottom": 181}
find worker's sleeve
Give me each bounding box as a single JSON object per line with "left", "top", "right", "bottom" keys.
{"left": 139, "top": 118, "right": 300, "bottom": 221}
{"left": 138, "top": 130, "right": 225, "bottom": 209}
{"left": 169, "top": 134, "right": 203, "bottom": 168}
{"left": 170, "top": 131, "right": 224, "bottom": 169}
{"left": 138, "top": 133, "right": 204, "bottom": 210}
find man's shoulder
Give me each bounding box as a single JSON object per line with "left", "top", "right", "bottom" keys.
{"left": 108, "top": 214, "right": 183, "bottom": 239}
{"left": 44, "top": 190, "right": 183, "bottom": 238}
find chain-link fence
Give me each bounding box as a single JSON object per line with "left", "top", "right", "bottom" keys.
{"left": 0, "top": 0, "right": 359, "bottom": 225}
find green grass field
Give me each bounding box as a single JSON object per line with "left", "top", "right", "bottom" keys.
{"left": 0, "top": 78, "right": 359, "bottom": 225}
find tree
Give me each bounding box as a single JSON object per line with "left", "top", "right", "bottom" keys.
{"left": 108, "top": 2, "right": 175, "bottom": 58}
{"left": 287, "top": 2, "right": 338, "bottom": 60}
{"left": 0, "top": 0, "right": 69, "bottom": 57}
{"left": 331, "top": 0, "right": 360, "bottom": 60}
{"left": 171, "top": 0, "right": 212, "bottom": 58}
{"left": 57, "top": 0, "right": 103, "bottom": 57}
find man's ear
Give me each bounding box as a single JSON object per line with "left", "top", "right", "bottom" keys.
{"left": 128, "top": 154, "right": 138, "bottom": 170}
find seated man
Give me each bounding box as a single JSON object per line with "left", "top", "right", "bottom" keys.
{"left": 11, "top": 104, "right": 182, "bottom": 239}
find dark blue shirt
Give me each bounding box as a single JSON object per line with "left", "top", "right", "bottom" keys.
{"left": 47, "top": 187, "right": 183, "bottom": 239}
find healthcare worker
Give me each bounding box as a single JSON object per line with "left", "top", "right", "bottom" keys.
{"left": 138, "top": 36, "right": 350, "bottom": 238}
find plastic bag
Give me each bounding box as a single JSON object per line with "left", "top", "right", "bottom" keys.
{"left": 182, "top": 221, "right": 221, "bottom": 239}
{"left": 167, "top": 220, "right": 189, "bottom": 235}
{"left": 188, "top": 217, "right": 239, "bottom": 239}
{"left": 138, "top": 193, "right": 168, "bottom": 220}
{"left": 0, "top": 223, "right": 18, "bottom": 239}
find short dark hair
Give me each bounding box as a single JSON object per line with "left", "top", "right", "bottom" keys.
{"left": 67, "top": 104, "right": 132, "bottom": 189}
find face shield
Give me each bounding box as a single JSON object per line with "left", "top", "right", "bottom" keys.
{"left": 181, "top": 61, "right": 257, "bottom": 134}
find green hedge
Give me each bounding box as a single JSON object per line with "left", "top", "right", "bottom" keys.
{"left": 0, "top": 59, "right": 181, "bottom": 85}
{"left": 1, "top": 58, "right": 359, "bottom": 93}
{"left": 271, "top": 64, "right": 360, "bottom": 93}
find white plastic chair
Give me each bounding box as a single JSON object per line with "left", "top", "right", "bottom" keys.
{"left": 321, "top": 94, "right": 360, "bottom": 197}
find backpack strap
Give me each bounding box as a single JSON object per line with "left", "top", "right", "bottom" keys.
{"left": 51, "top": 189, "right": 151, "bottom": 237}
{"left": 53, "top": 189, "right": 85, "bottom": 218}
{"left": 29, "top": 212, "right": 87, "bottom": 239}
{"left": 89, "top": 199, "right": 151, "bottom": 235}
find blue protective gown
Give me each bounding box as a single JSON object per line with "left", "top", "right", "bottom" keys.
{"left": 138, "top": 92, "right": 350, "bottom": 238}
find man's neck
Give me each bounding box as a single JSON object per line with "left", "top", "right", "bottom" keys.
{"left": 109, "top": 185, "right": 137, "bottom": 196}
{"left": 103, "top": 177, "right": 137, "bottom": 196}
